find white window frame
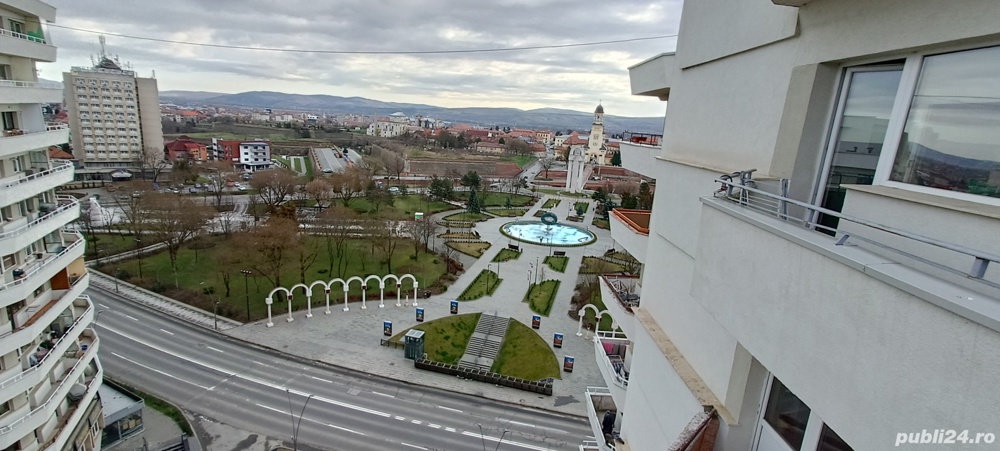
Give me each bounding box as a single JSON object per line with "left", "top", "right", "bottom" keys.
{"left": 866, "top": 44, "right": 1000, "bottom": 207}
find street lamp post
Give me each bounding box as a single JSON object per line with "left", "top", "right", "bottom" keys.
{"left": 240, "top": 269, "right": 252, "bottom": 321}
{"left": 134, "top": 239, "right": 143, "bottom": 279}
{"left": 286, "top": 389, "right": 314, "bottom": 451}
{"left": 113, "top": 268, "right": 120, "bottom": 293}
{"left": 535, "top": 256, "right": 540, "bottom": 284}
{"left": 213, "top": 300, "right": 219, "bottom": 330}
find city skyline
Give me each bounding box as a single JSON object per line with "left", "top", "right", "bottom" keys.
{"left": 38, "top": 0, "right": 681, "bottom": 118}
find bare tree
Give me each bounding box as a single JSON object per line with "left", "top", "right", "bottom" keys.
{"left": 215, "top": 239, "right": 246, "bottom": 297}
{"left": 251, "top": 168, "right": 300, "bottom": 213}
{"left": 293, "top": 233, "right": 320, "bottom": 284}
{"left": 313, "top": 206, "right": 356, "bottom": 277}
{"left": 505, "top": 139, "right": 531, "bottom": 156}
{"left": 305, "top": 177, "right": 333, "bottom": 209}
{"left": 404, "top": 215, "right": 437, "bottom": 258}
{"left": 145, "top": 192, "right": 212, "bottom": 273}
{"left": 136, "top": 146, "right": 169, "bottom": 183}
{"left": 383, "top": 153, "right": 406, "bottom": 180}
{"left": 247, "top": 217, "right": 299, "bottom": 288}
{"left": 204, "top": 161, "right": 237, "bottom": 208}
{"left": 329, "top": 167, "right": 367, "bottom": 208}
{"left": 112, "top": 181, "right": 153, "bottom": 239}
{"left": 539, "top": 158, "right": 555, "bottom": 179}
{"left": 358, "top": 155, "right": 384, "bottom": 179}
{"left": 371, "top": 216, "right": 402, "bottom": 273}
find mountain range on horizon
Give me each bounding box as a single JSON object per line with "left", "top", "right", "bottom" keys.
{"left": 159, "top": 90, "right": 664, "bottom": 134}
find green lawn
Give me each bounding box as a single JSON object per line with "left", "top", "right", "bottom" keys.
{"left": 303, "top": 156, "right": 314, "bottom": 180}
{"left": 104, "top": 235, "right": 447, "bottom": 321}
{"left": 438, "top": 232, "right": 477, "bottom": 239}
{"left": 456, "top": 192, "right": 534, "bottom": 207}
{"left": 272, "top": 156, "right": 291, "bottom": 169}
{"left": 580, "top": 256, "right": 626, "bottom": 274}
{"left": 606, "top": 250, "right": 639, "bottom": 265}
{"left": 442, "top": 212, "right": 492, "bottom": 222}
{"left": 544, "top": 255, "right": 568, "bottom": 272}
{"left": 349, "top": 194, "right": 454, "bottom": 218}
{"left": 592, "top": 218, "right": 610, "bottom": 230}
{"left": 445, "top": 241, "right": 490, "bottom": 257}
{"left": 391, "top": 313, "right": 481, "bottom": 364}
{"left": 83, "top": 233, "right": 153, "bottom": 259}
{"left": 541, "top": 199, "right": 560, "bottom": 209}
{"left": 492, "top": 248, "right": 522, "bottom": 262}
{"left": 524, "top": 280, "right": 560, "bottom": 315}
{"left": 505, "top": 155, "right": 537, "bottom": 168}
{"left": 574, "top": 201, "right": 590, "bottom": 214}
{"left": 492, "top": 320, "right": 560, "bottom": 380}
{"left": 457, "top": 269, "right": 501, "bottom": 300}
{"left": 292, "top": 157, "right": 303, "bottom": 173}
{"left": 484, "top": 208, "right": 527, "bottom": 217}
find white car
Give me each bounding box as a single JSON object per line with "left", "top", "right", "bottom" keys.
{"left": 388, "top": 187, "right": 400, "bottom": 194}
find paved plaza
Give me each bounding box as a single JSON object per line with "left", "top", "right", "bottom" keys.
{"left": 96, "top": 193, "right": 618, "bottom": 417}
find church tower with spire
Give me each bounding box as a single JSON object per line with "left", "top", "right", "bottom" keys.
{"left": 586, "top": 103, "right": 606, "bottom": 164}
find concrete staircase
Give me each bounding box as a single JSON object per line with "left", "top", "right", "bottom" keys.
{"left": 459, "top": 313, "right": 510, "bottom": 372}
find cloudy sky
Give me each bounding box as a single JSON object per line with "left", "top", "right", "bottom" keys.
{"left": 36, "top": 0, "right": 680, "bottom": 117}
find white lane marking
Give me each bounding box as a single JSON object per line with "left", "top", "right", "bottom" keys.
{"left": 309, "top": 376, "right": 332, "bottom": 383}
{"left": 206, "top": 346, "right": 224, "bottom": 353}
{"left": 437, "top": 406, "right": 462, "bottom": 413}
{"left": 258, "top": 403, "right": 365, "bottom": 436}
{"left": 159, "top": 328, "right": 174, "bottom": 335}
{"left": 329, "top": 424, "right": 364, "bottom": 435}
{"left": 99, "top": 303, "right": 110, "bottom": 309}
{"left": 371, "top": 391, "right": 394, "bottom": 398}
{"left": 111, "top": 352, "right": 211, "bottom": 390}
{"left": 428, "top": 423, "right": 441, "bottom": 429}
{"left": 102, "top": 325, "right": 391, "bottom": 418}
{"left": 395, "top": 416, "right": 406, "bottom": 421}
{"left": 504, "top": 419, "right": 569, "bottom": 435}
{"left": 444, "top": 427, "right": 457, "bottom": 432}
{"left": 125, "top": 315, "right": 139, "bottom": 322}
{"left": 252, "top": 360, "right": 278, "bottom": 369}
{"left": 401, "top": 443, "right": 428, "bottom": 450}
{"left": 411, "top": 420, "right": 422, "bottom": 425}
{"left": 460, "top": 431, "right": 550, "bottom": 451}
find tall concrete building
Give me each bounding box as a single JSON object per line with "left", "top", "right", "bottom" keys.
{"left": 1, "top": 1, "right": 103, "bottom": 450}
{"left": 63, "top": 45, "right": 163, "bottom": 176}
{"left": 588, "top": 1, "right": 1000, "bottom": 450}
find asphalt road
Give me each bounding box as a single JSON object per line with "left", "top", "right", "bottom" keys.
{"left": 89, "top": 286, "right": 592, "bottom": 451}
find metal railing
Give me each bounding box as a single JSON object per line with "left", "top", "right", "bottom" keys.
{"left": 600, "top": 275, "right": 640, "bottom": 312}
{"left": 0, "top": 233, "right": 83, "bottom": 293}
{"left": 0, "top": 28, "right": 47, "bottom": 44}
{"left": 0, "top": 80, "right": 61, "bottom": 89}
{"left": 0, "top": 299, "right": 93, "bottom": 393}
{"left": 621, "top": 131, "right": 662, "bottom": 146}
{"left": 595, "top": 339, "right": 629, "bottom": 389}
{"left": 713, "top": 170, "right": 1000, "bottom": 290}
{"left": 1, "top": 161, "right": 73, "bottom": 190}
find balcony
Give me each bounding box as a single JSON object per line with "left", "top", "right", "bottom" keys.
{"left": 627, "top": 52, "right": 675, "bottom": 99}
{"left": 0, "top": 337, "right": 101, "bottom": 450}
{"left": 0, "top": 297, "right": 94, "bottom": 401}
{"left": 594, "top": 336, "right": 630, "bottom": 408}
{"left": 618, "top": 141, "right": 660, "bottom": 178}
{"left": 0, "top": 198, "right": 79, "bottom": 249}
{"left": 0, "top": 124, "right": 69, "bottom": 157}
{"left": 0, "top": 79, "right": 63, "bottom": 104}
{"left": 609, "top": 209, "right": 649, "bottom": 263}
{"left": 585, "top": 387, "right": 624, "bottom": 451}
{"left": 598, "top": 275, "right": 640, "bottom": 337}
{"left": 0, "top": 233, "right": 85, "bottom": 304}
{"left": 0, "top": 27, "right": 56, "bottom": 62}
{"left": 0, "top": 161, "right": 75, "bottom": 207}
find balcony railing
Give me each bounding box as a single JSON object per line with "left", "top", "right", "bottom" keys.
{"left": 600, "top": 275, "right": 640, "bottom": 312}
{"left": 0, "top": 28, "right": 47, "bottom": 44}
{"left": 0, "top": 298, "right": 92, "bottom": 396}
{"left": 714, "top": 171, "right": 1000, "bottom": 291}
{"left": 610, "top": 209, "right": 650, "bottom": 235}
{"left": 595, "top": 337, "right": 630, "bottom": 389}
{"left": 0, "top": 80, "right": 61, "bottom": 90}
{"left": 0, "top": 233, "right": 83, "bottom": 293}
{"left": 0, "top": 198, "right": 76, "bottom": 241}
{"left": 621, "top": 131, "right": 662, "bottom": 147}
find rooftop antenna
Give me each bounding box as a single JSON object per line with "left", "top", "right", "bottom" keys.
{"left": 98, "top": 35, "right": 107, "bottom": 60}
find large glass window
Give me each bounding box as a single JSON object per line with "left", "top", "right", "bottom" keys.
{"left": 889, "top": 45, "right": 1000, "bottom": 198}
{"left": 818, "top": 425, "right": 854, "bottom": 451}
{"left": 763, "top": 377, "right": 811, "bottom": 449}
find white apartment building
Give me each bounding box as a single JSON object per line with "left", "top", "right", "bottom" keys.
{"left": 63, "top": 55, "right": 163, "bottom": 174}
{"left": 590, "top": 1, "right": 1000, "bottom": 451}
{"left": 238, "top": 140, "right": 272, "bottom": 172}
{"left": 366, "top": 112, "right": 409, "bottom": 138}
{"left": 0, "top": 1, "right": 104, "bottom": 450}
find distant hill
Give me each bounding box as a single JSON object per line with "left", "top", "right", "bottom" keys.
{"left": 161, "top": 90, "right": 662, "bottom": 134}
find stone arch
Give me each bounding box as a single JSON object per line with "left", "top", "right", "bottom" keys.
{"left": 265, "top": 287, "right": 293, "bottom": 328}
{"left": 308, "top": 280, "right": 332, "bottom": 315}
{"left": 577, "top": 304, "right": 610, "bottom": 336}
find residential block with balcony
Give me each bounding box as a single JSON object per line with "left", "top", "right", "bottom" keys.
{"left": 0, "top": 2, "right": 103, "bottom": 450}
{"left": 589, "top": 1, "right": 1000, "bottom": 451}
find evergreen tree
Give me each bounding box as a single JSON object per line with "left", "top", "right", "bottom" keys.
{"left": 638, "top": 182, "right": 654, "bottom": 210}
{"left": 467, "top": 188, "right": 482, "bottom": 214}
{"left": 611, "top": 151, "right": 622, "bottom": 167}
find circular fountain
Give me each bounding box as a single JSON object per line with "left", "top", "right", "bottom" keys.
{"left": 500, "top": 215, "right": 597, "bottom": 247}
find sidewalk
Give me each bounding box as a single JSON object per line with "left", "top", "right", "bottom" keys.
{"left": 101, "top": 194, "right": 616, "bottom": 417}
